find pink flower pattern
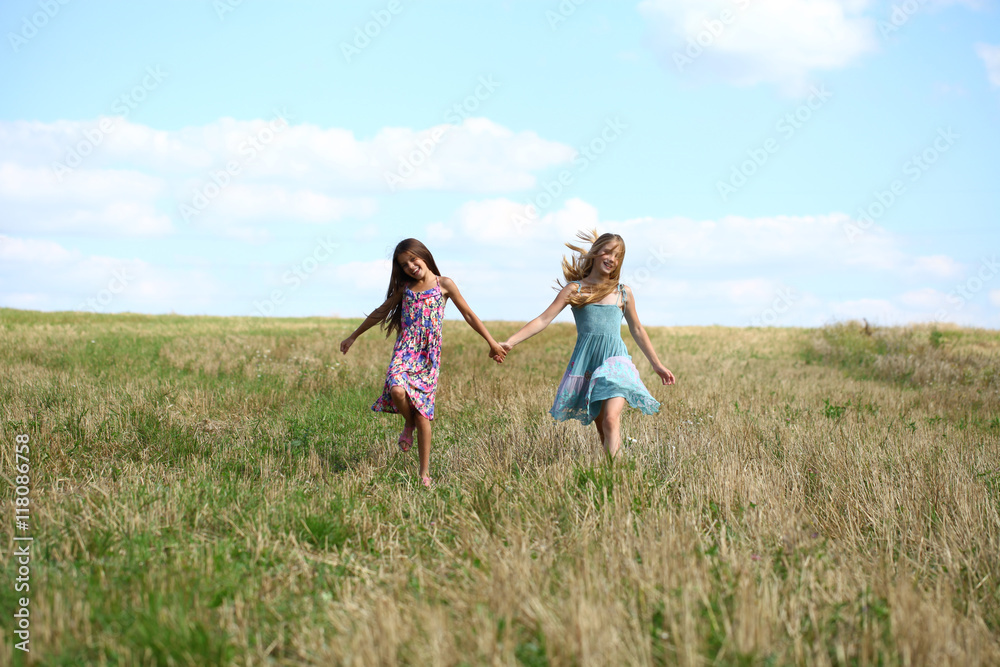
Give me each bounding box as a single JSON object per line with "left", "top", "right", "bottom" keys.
{"left": 371, "top": 280, "right": 445, "bottom": 420}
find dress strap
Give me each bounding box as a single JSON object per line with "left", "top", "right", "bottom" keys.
{"left": 618, "top": 283, "right": 627, "bottom": 308}
{"left": 572, "top": 281, "right": 582, "bottom": 293}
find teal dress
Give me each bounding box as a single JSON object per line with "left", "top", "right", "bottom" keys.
{"left": 550, "top": 283, "right": 661, "bottom": 425}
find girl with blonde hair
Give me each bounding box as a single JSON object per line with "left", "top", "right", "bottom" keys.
{"left": 501, "top": 230, "right": 674, "bottom": 457}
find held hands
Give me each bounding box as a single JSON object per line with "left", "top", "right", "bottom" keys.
{"left": 339, "top": 336, "right": 355, "bottom": 355}
{"left": 653, "top": 363, "right": 676, "bottom": 385}
{"left": 488, "top": 340, "right": 513, "bottom": 364}
{"left": 488, "top": 341, "right": 507, "bottom": 364}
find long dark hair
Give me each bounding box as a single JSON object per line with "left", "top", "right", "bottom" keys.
{"left": 377, "top": 238, "right": 442, "bottom": 338}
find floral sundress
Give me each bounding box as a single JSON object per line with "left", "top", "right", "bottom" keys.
{"left": 371, "top": 278, "right": 445, "bottom": 420}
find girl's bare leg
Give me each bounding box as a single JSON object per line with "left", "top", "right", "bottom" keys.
{"left": 597, "top": 397, "right": 626, "bottom": 458}
{"left": 389, "top": 386, "right": 415, "bottom": 436}
{"left": 594, "top": 411, "right": 606, "bottom": 447}
{"left": 414, "top": 412, "right": 432, "bottom": 478}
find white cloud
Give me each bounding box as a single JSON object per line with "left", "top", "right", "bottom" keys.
{"left": 426, "top": 221, "right": 455, "bottom": 242}
{"left": 454, "top": 199, "right": 530, "bottom": 242}
{"left": 614, "top": 212, "right": 903, "bottom": 271}
{"left": 0, "top": 162, "right": 173, "bottom": 236}
{"left": 638, "top": 0, "right": 877, "bottom": 92}
{"left": 543, "top": 199, "right": 603, "bottom": 240}
{"left": 900, "top": 287, "right": 947, "bottom": 308}
{"left": 352, "top": 223, "right": 380, "bottom": 242}
{"left": 719, "top": 277, "right": 777, "bottom": 303}
{"left": 929, "top": 0, "right": 984, "bottom": 6}
{"left": 333, "top": 259, "right": 393, "bottom": 294}
{"left": 824, "top": 290, "right": 991, "bottom": 327}
{"left": 990, "top": 289, "right": 1000, "bottom": 307}
{"left": 418, "top": 199, "right": 980, "bottom": 326}
{"left": 0, "top": 116, "right": 574, "bottom": 240}
{"left": 910, "top": 255, "right": 964, "bottom": 279}
{"left": 1, "top": 116, "right": 574, "bottom": 195}
{"left": 221, "top": 227, "right": 273, "bottom": 245}
{"left": 431, "top": 201, "right": 967, "bottom": 280}
{"left": 2, "top": 293, "right": 52, "bottom": 310}
{"left": 642, "top": 277, "right": 783, "bottom": 304}
{"left": 444, "top": 197, "right": 599, "bottom": 244}
{"left": 0, "top": 235, "right": 80, "bottom": 264}
{"left": 378, "top": 119, "right": 576, "bottom": 193}
{"left": 190, "top": 184, "right": 378, "bottom": 224}
{"left": 975, "top": 43, "right": 1000, "bottom": 87}
{"left": 0, "top": 235, "right": 223, "bottom": 314}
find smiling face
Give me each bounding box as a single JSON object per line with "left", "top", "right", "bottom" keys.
{"left": 397, "top": 251, "right": 429, "bottom": 282}
{"left": 592, "top": 241, "right": 623, "bottom": 278}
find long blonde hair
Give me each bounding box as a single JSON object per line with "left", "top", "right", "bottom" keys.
{"left": 557, "top": 229, "right": 626, "bottom": 307}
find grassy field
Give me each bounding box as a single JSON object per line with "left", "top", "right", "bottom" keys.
{"left": 1, "top": 308, "right": 999, "bottom": 666}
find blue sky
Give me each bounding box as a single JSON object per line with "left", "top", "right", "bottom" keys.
{"left": 1, "top": 0, "right": 998, "bottom": 327}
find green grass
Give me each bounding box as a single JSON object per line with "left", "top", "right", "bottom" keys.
{"left": 1, "top": 310, "right": 998, "bottom": 664}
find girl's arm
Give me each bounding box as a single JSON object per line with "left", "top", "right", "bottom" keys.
{"left": 340, "top": 297, "right": 392, "bottom": 354}
{"left": 622, "top": 285, "right": 675, "bottom": 385}
{"left": 503, "top": 284, "right": 575, "bottom": 348}
{"left": 439, "top": 277, "right": 507, "bottom": 362}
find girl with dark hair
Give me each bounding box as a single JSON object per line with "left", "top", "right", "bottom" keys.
{"left": 500, "top": 230, "right": 674, "bottom": 458}
{"left": 340, "top": 239, "right": 506, "bottom": 486}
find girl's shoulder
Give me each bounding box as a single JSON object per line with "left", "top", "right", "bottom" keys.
{"left": 558, "top": 281, "right": 585, "bottom": 300}
{"left": 619, "top": 284, "right": 635, "bottom": 308}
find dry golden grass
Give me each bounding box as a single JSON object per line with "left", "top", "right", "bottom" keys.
{"left": 0, "top": 309, "right": 998, "bottom": 665}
